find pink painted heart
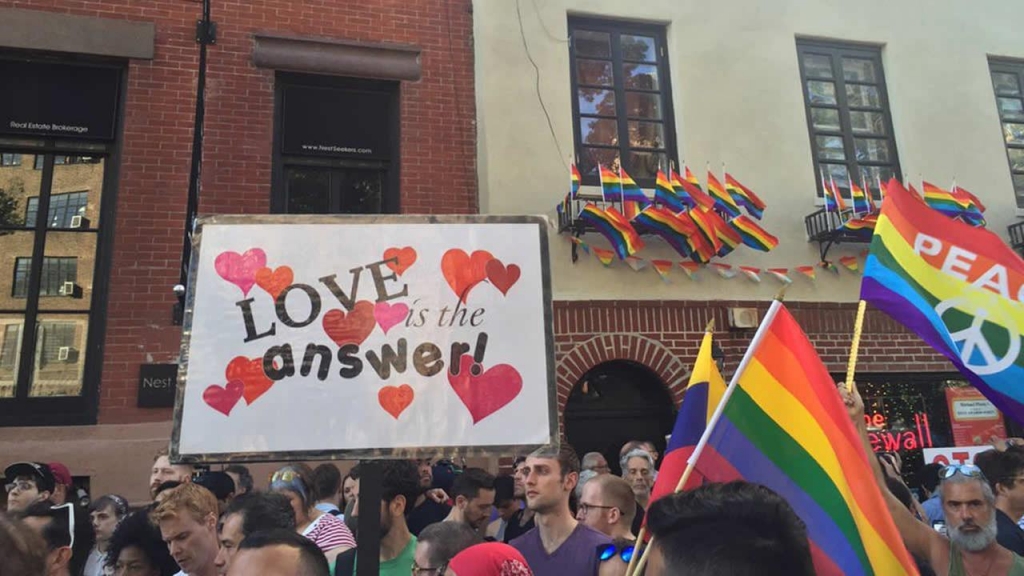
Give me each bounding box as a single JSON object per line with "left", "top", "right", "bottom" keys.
{"left": 203, "top": 380, "right": 244, "bottom": 416}
{"left": 448, "top": 355, "right": 523, "bottom": 424}
{"left": 214, "top": 248, "right": 267, "bottom": 296}
{"left": 485, "top": 259, "right": 521, "bottom": 296}
{"left": 374, "top": 301, "right": 409, "bottom": 335}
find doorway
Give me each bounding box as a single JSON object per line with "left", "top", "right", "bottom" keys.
{"left": 564, "top": 360, "right": 676, "bottom": 475}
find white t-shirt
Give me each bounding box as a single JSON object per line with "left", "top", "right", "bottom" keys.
{"left": 82, "top": 548, "right": 107, "bottom": 576}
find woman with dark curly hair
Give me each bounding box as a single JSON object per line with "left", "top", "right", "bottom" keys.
{"left": 104, "top": 510, "right": 179, "bottom": 576}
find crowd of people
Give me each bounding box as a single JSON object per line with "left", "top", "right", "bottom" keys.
{"left": 6, "top": 414, "right": 1024, "bottom": 575}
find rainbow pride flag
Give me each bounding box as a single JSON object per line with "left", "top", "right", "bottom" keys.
{"left": 851, "top": 181, "right": 870, "bottom": 215}
{"left": 599, "top": 165, "right": 622, "bottom": 202}
{"left": 951, "top": 185, "right": 987, "bottom": 227}
{"left": 632, "top": 206, "right": 696, "bottom": 259}
{"left": 676, "top": 211, "right": 716, "bottom": 263}
{"left": 687, "top": 207, "right": 724, "bottom": 256}
{"left": 729, "top": 215, "right": 780, "bottom": 252}
{"left": 620, "top": 167, "right": 649, "bottom": 220}
{"left": 570, "top": 164, "right": 581, "bottom": 199}
{"left": 840, "top": 214, "right": 878, "bottom": 241}
{"left": 672, "top": 170, "right": 716, "bottom": 211}
{"left": 922, "top": 181, "right": 962, "bottom": 219}
{"left": 862, "top": 179, "right": 1024, "bottom": 424}
{"left": 696, "top": 302, "right": 919, "bottom": 575}
{"left": 579, "top": 203, "right": 645, "bottom": 259}
{"left": 592, "top": 247, "right": 615, "bottom": 267}
{"left": 725, "top": 173, "right": 766, "bottom": 220}
{"left": 707, "top": 170, "right": 742, "bottom": 218}
{"left": 655, "top": 170, "right": 688, "bottom": 212}
{"left": 709, "top": 210, "right": 742, "bottom": 256}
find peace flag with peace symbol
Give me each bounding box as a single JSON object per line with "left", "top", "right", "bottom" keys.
{"left": 861, "top": 179, "right": 1024, "bottom": 425}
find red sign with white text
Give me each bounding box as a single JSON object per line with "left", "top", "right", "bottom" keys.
{"left": 945, "top": 387, "right": 1006, "bottom": 446}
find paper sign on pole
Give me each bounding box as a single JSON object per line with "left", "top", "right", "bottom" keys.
{"left": 944, "top": 386, "right": 1006, "bottom": 447}
{"left": 170, "top": 215, "right": 557, "bottom": 462}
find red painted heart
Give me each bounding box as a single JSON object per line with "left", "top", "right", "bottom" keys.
{"left": 383, "top": 247, "right": 417, "bottom": 276}
{"left": 225, "top": 356, "right": 274, "bottom": 405}
{"left": 378, "top": 384, "right": 415, "bottom": 419}
{"left": 448, "top": 355, "right": 523, "bottom": 424}
{"left": 323, "top": 301, "right": 376, "bottom": 346}
{"left": 485, "top": 259, "right": 521, "bottom": 296}
{"left": 255, "top": 266, "right": 294, "bottom": 300}
{"left": 203, "top": 380, "right": 244, "bottom": 416}
{"left": 441, "top": 249, "right": 494, "bottom": 303}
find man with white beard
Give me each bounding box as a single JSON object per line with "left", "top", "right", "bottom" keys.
{"left": 844, "top": 385, "right": 1024, "bottom": 576}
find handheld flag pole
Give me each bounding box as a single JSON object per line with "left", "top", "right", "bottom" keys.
{"left": 844, "top": 300, "right": 867, "bottom": 396}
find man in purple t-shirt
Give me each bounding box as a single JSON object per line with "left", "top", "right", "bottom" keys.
{"left": 511, "top": 446, "right": 612, "bottom": 576}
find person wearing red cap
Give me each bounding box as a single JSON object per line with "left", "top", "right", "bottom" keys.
{"left": 47, "top": 462, "right": 73, "bottom": 506}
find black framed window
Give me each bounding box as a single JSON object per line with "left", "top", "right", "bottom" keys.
{"left": 0, "top": 324, "right": 18, "bottom": 369}
{"left": 271, "top": 73, "right": 399, "bottom": 215}
{"left": 25, "top": 192, "right": 88, "bottom": 228}
{"left": 569, "top": 18, "right": 678, "bottom": 187}
{"left": 989, "top": 60, "right": 1024, "bottom": 207}
{"left": 1, "top": 154, "right": 20, "bottom": 167}
{"left": 13, "top": 257, "right": 78, "bottom": 298}
{"left": 797, "top": 41, "right": 901, "bottom": 203}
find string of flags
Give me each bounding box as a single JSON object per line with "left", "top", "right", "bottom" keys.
{"left": 557, "top": 162, "right": 779, "bottom": 264}
{"left": 568, "top": 233, "right": 868, "bottom": 284}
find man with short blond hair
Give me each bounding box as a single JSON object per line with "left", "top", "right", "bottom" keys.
{"left": 576, "top": 475, "right": 637, "bottom": 540}
{"left": 151, "top": 483, "right": 220, "bottom": 576}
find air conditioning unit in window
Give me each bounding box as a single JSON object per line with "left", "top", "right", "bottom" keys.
{"left": 59, "top": 281, "right": 76, "bottom": 296}
{"left": 57, "top": 346, "right": 71, "bottom": 362}
{"left": 69, "top": 215, "right": 85, "bottom": 228}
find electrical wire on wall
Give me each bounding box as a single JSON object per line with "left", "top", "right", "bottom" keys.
{"left": 515, "top": 0, "right": 569, "bottom": 172}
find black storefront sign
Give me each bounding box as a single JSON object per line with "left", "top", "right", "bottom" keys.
{"left": 280, "top": 83, "right": 392, "bottom": 160}
{"left": 138, "top": 364, "right": 179, "bottom": 408}
{"left": 0, "top": 59, "right": 121, "bottom": 141}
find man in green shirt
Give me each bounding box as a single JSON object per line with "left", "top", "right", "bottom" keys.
{"left": 336, "top": 460, "right": 420, "bottom": 576}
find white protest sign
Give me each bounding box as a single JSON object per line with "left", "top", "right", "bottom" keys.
{"left": 171, "top": 216, "right": 556, "bottom": 461}
{"left": 921, "top": 446, "right": 993, "bottom": 466}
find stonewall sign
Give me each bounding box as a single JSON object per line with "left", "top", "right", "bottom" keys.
{"left": 171, "top": 216, "right": 556, "bottom": 462}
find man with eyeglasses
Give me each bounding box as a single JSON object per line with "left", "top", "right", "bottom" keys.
{"left": 975, "top": 449, "right": 1024, "bottom": 556}
{"left": 5, "top": 461, "right": 56, "bottom": 513}
{"left": 19, "top": 500, "right": 95, "bottom": 576}
{"left": 844, "top": 385, "right": 1024, "bottom": 576}
{"left": 576, "top": 475, "right": 636, "bottom": 541}
{"left": 412, "top": 521, "right": 479, "bottom": 575}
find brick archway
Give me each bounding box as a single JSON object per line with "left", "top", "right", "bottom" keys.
{"left": 556, "top": 334, "right": 689, "bottom": 414}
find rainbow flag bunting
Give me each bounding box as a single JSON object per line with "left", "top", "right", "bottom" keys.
{"left": 795, "top": 265, "right": 817, "bottom": 281}
{"left": 599, "top": 165, "right": 622, "bottom": 202}
{"left": 570, "top": 164, "right": 581, "bottom": 199}
{"left": 592, "top": 247, "right": 616, "bottom": 267}
{"left": 711, "top": 263, "right": 737, "bottom": 279}
{"left": 678, "top": 261, "right": 701, "bottom": 278}
{"left": 707, "top": 170, "right": 742, "bottom": 218}
{"left": 569, "top": 236, "right": 590, "bottom": 255}
{"left": 739, "top": 266, "right": 762, "bottom": 283}
{"left": 625, "top": 256, "right": 647, "bottom": 272}
{"left": 729, "top": 215, "right": 780, "bottom": 252}
{"left": 821, "top": 261, "right": 840, "bottom": 275}
{"left": 862, "top": 178, "right": 1024, "bottom": 424}
{"left": 632, "top": 206, "right": 696, "bottom": 259}
{"left": 651, "top": 259, "right": 673, "bottom": 281}
{"left": 851, "top": 181, "right": 871, "bottom": 215}
{"left": 766, "top": 268, "right": 793, "bottom": 284}
{"left": 838, "top": 255, "right": 860, "bottom": 273}
{"left": 695, "top": 302, "right": 920, "bottom": 576}
{"left": 578, "top": 203, "right": 645, "bottom": 259}
{"left": 655, "top": 170, "right": 688, "bottom": 212}
{"left": 725, "top": 173, "right": 767, "bottom": 220}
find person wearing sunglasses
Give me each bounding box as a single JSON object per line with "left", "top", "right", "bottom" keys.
{"left": 105, "top": 510, "right": 180, "bottom": 576}
{"left": 18, "top": 500, "right": 96, "bottom": 576}
{"left": 269, "top": 464, "right": 356, "bottom": 566}
{"left": 596, "top": 538, "right": 635, "bottom": 576}
{"left": 5, "top": 461, "right": 57, "bottom": 513}
{"left": 843, "top": 385, "right": 1024, "bottom": 576}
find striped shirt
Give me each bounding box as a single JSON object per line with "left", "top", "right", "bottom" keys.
{"left": 302, "top": 512, "right": 356, "bottom": 552}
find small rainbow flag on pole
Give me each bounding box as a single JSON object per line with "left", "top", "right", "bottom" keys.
{"left": 728, "top": 215, "right": 780, "bottom": 252}
{"left": 851, "top": 181, "right": 870, "bottom": 215}
{"left": 655, "top": 170, "right": 688, "bottom": 212}
{"left": 686, "top": 207, "right": 724, "bottom": 256}
{"left": 599, "top": 165, "right": 623, "bottom": 202}
{"left": 620, "top": 167, "right": 649, "bottom": 220}
{"left": 633, "top": 206, "right": 697, "bottom": 259}
{"left": 822, "top": 174, "right": 840, "bottom": 214}
{"left": 725, "top": 172, "right": 767, "bottom": 220}
{"left": 570, "top": 163, "right": 581, "bottom": 199}
{"left": 673, "top": 169, "right": 716, "bottom": 211}
{"left": 578, "top": 203, "right": 645, "bottom": 259}
{"left": 707, "top": 170, "right": 742, "bottom": 218}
